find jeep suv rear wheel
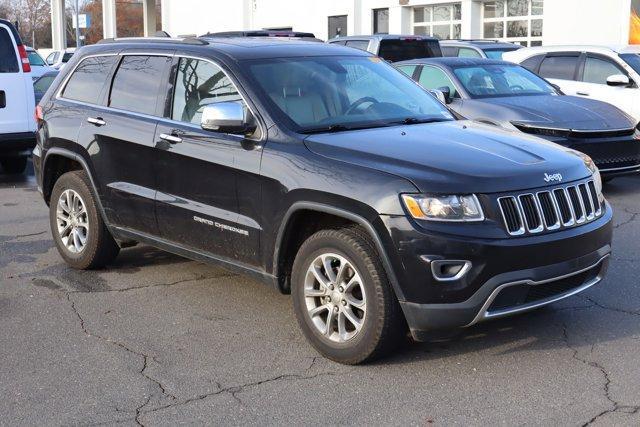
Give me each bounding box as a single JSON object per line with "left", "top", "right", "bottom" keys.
{"left": 291, "top": 227, "right": 406, "bottom": 364}
{"left": 49, "top": 170, "right": 120, "bottom": 269}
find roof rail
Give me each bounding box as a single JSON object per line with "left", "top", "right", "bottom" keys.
{"left": 97, "top": 36, "right": 208, "bottom": 45}
{"left": 449, "top": 39, "right": 501, "bottom": 43}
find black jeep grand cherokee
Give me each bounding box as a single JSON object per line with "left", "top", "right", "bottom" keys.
{"left": 34, "top": 37, "right": 612, "bottom": 364}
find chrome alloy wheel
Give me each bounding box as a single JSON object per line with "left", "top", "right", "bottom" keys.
{"left": 56, "top": 189, "right": 89, "bottom": 254}
{"left": 304, "top": 253, "right": 367, "bottom": 343}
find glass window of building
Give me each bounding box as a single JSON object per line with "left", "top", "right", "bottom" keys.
{"left": 373, "top": 8, "right": 389, "bottom": 34}
{"left": 328, "top": 15, "right": 348, "bottom": 39}
{"left": 483, "top": 0, "right": 543, "bottom": 46}
{"left": 413, "top": 3, "right": 462, "bottom": 40}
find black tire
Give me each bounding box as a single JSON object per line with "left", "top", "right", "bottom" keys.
{"left": 291, "top": 226, "right": 406, "bottom": 364}
{"left": 49, "top": 170, "right": 120, "bottom": 269}
{"left": 0, "top": 156, "right": 28, "bottom": 174}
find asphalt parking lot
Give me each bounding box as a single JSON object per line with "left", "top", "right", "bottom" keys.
{"left": 1, "top": 164, "right": 639, "bottom": 426}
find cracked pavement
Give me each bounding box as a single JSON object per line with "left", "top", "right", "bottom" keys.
{"left": 1, "top": 165, "right": 639, "bottom": 425}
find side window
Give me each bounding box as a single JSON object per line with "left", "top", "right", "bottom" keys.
{"left": 418, "top": 66, "right": 458, "bottom": 98}
{"left": 62, "top": 56, "right": 118, "bottom": 104}
{"left": 458, "top": 48, "right": 482, "bottom": 58}
{"left": 396, "top": 65, "right": 417, "bottom": 78}
{"left": 172, "top": 57, "right": 243, "bottom": 125}
{"left": 583, "top": 57, "right": 624, "bottom": 85}
{"left": 538, "top": 55, "right": 579, "bottom": 81}
{"left": 109, "top": 55, "right": 171, "bottom": 115}
{"left": 520, "top": 54, "right": 544, "bottom": 73}
{"left": 345, "top": 40, "right": 370, "bottom": 51}
{"left": 441, "top": 47, "right": 458, "bottom": 57}
{"left": 0, "top": 27, "right": 19, "bottom": 73}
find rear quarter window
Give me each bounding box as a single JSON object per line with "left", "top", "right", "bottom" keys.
{"left": 0, "top": 27, "right": 19, "bottom": 73}
{"left": 62, "top": 56, "right": 118, "bottom": 104}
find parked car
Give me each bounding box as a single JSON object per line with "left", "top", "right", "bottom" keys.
{"left": 328, "top": 34, "right": 442, "bottom": 62}
{"left": 203, "top": 30, "right": 323, "bottom": 42}
{"left": 440, "top": 39, "right": 522, "bottom": 59}
{"left": 0, "top": 19, "right": 36, "bottom": 174}
{"left": 33, "top": 70, "right": 59, "bottom": 105}
{"left": 35, "top": 37, "right": 612, "bottom": 364}
{"left": 396, "top": 57, "right": 640, "bottom": 178}
{"left": 45, "top": 48, "right": 75, "bottom": 69}
{"left": 26, "top": 46, "right": 55, "bottom": 80}
{"left": 504, "top": 45, "right": 640, "bottom": 122}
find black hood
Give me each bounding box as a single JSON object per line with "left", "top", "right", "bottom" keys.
{"left": 304, "top": 121, "right": 591, "bottom": 194}
{"left": 461, "top": 95, "right": 636, "bottom": 130}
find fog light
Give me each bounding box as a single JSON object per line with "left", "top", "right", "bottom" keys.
{"left": 424, "top": 258, "right": 472, "bottom": 282}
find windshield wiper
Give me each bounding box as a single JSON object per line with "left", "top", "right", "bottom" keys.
{"left": 395, "top": 117, "right": 452, "bottom": 125}
{"left": 299, "top": 124, "right": 352, "bottom": 134}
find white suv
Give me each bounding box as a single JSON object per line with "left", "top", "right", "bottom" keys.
{"left": 504, "top": 45, "right": 640, "bottom": 123}
{"left": 0, "top": 19, "right": 36, "bottom": 174}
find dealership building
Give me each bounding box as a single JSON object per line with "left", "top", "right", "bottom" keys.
{"left": 51, "top": 0, "right": 637, "bottom": 50}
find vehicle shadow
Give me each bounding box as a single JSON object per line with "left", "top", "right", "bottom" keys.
{"left": 380, "top": 294, "right": 637, "bottom": 365}
{"left": 0, "top": 158, "right": 36, "bottom": 188}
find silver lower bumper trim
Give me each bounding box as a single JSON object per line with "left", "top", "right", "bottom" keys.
{"left": 466, "top": 254, "right": 609, "bottom": 326}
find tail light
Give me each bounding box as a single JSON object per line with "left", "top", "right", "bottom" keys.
{"left": 35, "top": 105, "right": 43, "bottom": 124}
{"left": 17, "top": 44, "right": 31, "bottom": 73}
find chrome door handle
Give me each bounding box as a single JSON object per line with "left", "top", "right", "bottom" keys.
{"left": 577, "top": 91, "right": 590, "bottom": 96}
{"left": 159, "top": 133, "right": 182, "bottom": 144}
{"left": 87, "top": 117, "right": 106, "bottom": 126}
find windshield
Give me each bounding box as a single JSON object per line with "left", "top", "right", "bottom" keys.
{"left": 619, "top": 53, "right": 640, "bottom": 74}
{"left": 452, "top": 64, "right": 556, "bottom": 98}
{"left": 483, "top": 48, "right": 519, "bottom": 60}
{"left": 245, "top": 56, "right": 454, "bottom": 133}
{"left": 27, "top": 50, "right": 46, "bottom": 66}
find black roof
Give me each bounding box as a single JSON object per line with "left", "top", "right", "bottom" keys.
{"left": 90, "top": 36, "right": 371, "bottom": 60}
{"left": 395, "top": 57, "right": 512, "bottom": 67}
{"left": 0, "top": 18, "right": 23, "bottom": 45}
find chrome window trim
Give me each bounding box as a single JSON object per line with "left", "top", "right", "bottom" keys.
{"left": 55, "top": 51, "right": 265, "bottom": 142}
{"left": 467, "top": 254, "right": 609, "bottom": 326}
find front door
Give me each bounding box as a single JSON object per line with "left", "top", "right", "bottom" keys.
{"left": 154, "top": 56, "right": 263, "bottom": 262}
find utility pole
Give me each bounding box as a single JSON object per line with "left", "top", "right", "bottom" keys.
{"left": 74, "top": 0, "right": 81, "bottom": 48}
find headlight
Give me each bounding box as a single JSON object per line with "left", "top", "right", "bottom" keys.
{"left": 401, "top": 194, "right": 484, "bottom": 222}
{"left": 570, "top": 151, "right": 603, "bottom": 198}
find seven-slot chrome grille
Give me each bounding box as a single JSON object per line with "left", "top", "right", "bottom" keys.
{"left": 498, "top": 180, "right": 602, "bottom": 236}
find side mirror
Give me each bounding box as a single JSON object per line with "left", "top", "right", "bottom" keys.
{"left": 201, "top": 102, "right": 256, "bottom": 135}
{"left": 437, "top": 86, "right": 452, "bottom": 104}
{"left": 429, "top": 89, "right": 447, "bottom": 104}
{"left": 607, "top": 74, "right": 631, "bottom": 87}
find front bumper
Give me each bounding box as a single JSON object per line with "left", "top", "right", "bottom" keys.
{"left": 0, "top": 132, "right": 37, "bottom": 156}
{"left": 401, "top": 249, "right": 609, "bottom": 340}
{"left": 382, "top": 202, "right": 613, "bottom": 340}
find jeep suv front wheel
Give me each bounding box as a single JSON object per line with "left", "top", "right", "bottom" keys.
{"left": 49, "top": 170, "right": 120, "bottom": 269}
{"left": 291, "top": 227, "right": 406, "bottom": 364}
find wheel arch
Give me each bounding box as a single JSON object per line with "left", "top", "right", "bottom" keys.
{"left": 42, "top": 148, "right": 109, "bottom": 226}
{"left": 273, "top": 202, "right": 405, "bottom": 302}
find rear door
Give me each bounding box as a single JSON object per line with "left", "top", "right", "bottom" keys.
{"left": 76, "top": 53, "right": 172, "bottom": 235}
{"left": 537, "top": 52, "right": 581, "bottom": 96}
{"left": 0, "top": 22, "right": 33, "bottom": 134}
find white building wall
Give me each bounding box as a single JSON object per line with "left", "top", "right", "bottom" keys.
{"left": 160, "top": 0, "right": 635, "bottom": 46}
{"left": 542, "top": 0, "right": 631, "bottom": 45}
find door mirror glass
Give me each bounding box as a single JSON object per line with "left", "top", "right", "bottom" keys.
{"left": 606, "top": 74, "right": 630, "bottom": 87}
{"left": 201, "top": 101, "right": 255, "bottom": 135}
{"left": 437, "top": 86, "right": 452, "bottom": 103}
{"left": 429, "top": 89, "right": 447, "bottom": 104}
